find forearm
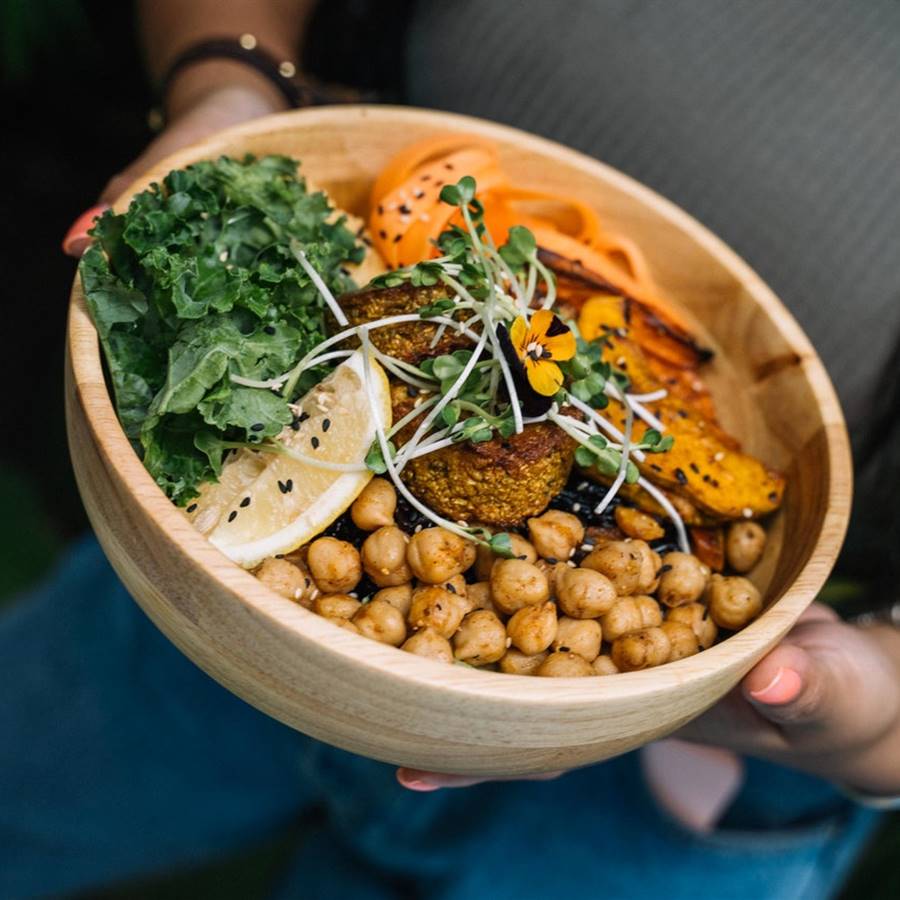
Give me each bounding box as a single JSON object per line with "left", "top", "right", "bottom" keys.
{"left": 137, "top": 0, "right": 316, "bottom": 118}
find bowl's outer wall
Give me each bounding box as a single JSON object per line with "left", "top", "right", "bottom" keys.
{"left": 65, "top": 107, "right": 851, "bottom": 775}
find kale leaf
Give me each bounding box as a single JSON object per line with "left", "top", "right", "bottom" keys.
{"left": 79, "top": 154, "right": 360, "bottom": 505}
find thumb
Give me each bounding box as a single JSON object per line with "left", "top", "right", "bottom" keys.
{"left": 742, "top": 640, "right": 840, "bottom": 731}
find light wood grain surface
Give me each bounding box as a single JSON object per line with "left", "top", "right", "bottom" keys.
{"left": 65, "top": 106, "right": 851, "bottom": 775}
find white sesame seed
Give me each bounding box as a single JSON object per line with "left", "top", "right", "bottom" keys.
{"left": 742, "top": 507, "right": 753, "bottom": 518}
{"left": 567, "top": 560, "right": 577, "bottom": 567}
{"left": 293, "top": 588, "right": 302, "bottom": 599}
{"left": 714, "top": 451, "right": 725, "bottom": 461}
{"left": 572, "top": 503, "right": 582, "bottom": 512}
{"left": 579, "top": 544, "right": 593, "bottom": 552}
{"left": 219, "top": 250, "right": 228, "bottom": 262}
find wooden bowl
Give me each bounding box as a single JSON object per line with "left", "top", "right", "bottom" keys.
{"left": 66, "top": 106, "right": 850, "bottom": 775}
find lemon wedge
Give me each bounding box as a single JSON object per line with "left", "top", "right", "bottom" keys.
{"left": 189, "top": 351, "right": 391, "bottom": 568}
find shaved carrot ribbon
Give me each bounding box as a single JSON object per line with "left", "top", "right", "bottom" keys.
{"left": 369, "top": 135, "right": 691, "bottom": 329}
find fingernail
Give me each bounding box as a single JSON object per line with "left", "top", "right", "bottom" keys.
{"left": 62, "top": 204, "right": 109, "bottom": 257}
{"left": 749, "top": 666, "right": 803, "bottom": 705}
{"left": 401, "top": 778, "right": 441, "bottom": 792}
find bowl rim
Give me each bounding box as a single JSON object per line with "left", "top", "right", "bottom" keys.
{"left": 67, "top": 104, "right": 852, "bottom": 707}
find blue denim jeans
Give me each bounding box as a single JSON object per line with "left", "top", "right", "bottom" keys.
{"left": 0, "top": 537, "right": 880, "bottom": 899}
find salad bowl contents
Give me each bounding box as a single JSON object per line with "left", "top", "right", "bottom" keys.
{"left": 67, "top": 107, "right": 850, "bottom": 774}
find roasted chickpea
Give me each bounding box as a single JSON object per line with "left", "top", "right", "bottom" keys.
{"left": 706, "top": 575, "right": 763, "bottom": 630}
{"left": 506, "top": 601, "right": 558, "bottom": 655}
{"left": 361, "top": 526, "right": 413, "bottom": 587}
{"left": 499, "top": 648, "right": 548, "bottom": 676}
{"left": 256, "top": 557, "right": 315, "bottom": 607}
{"left": 552, "top": 616, "right": 602, "bottom": 662}
{"left": 582, "top": 540, "right": 649, "bottom": 595}
{"left": 402, "top": 627, "right": 454, "bottom": 663}
{"left": 407, "top": 528, "right": 476, "bottom": 584}
{"left": 725, "top": 521, "right": 767, "bottom": 573}
{"left": 407, "top": 585, "right": 469, "bottom": 638}
{"left": 556, "top": 567, "right": 617, "bottom": 619}
{"left": 439, "top": 574, "right": 468, "bottom": 599}
{"left": 666, "top": 602, "right": 718, "bottom": 649}
{"left": 372, "top": 583, "right": 414, "bottom": 617}
{"left": 324, "top": 616, "right": 360, "bottom": 634}
{"left": 466, "top": 581, "right": 494, "bottom": 612}
{"left": 527, "top": 510, "right": 585, "bottom": 562}
{"left": 536, "top": 650, "right": 594, "bottom": 677}
{"left": 474, "top": 536, "right": 537, "bottom": 580}
{"left": 490, "top": 559, "right": 550, "bottom": 615}
{"left": 307, "top": 538, "right": 362, "bottom": 594}
{"left": 352, "top": 599, "right": 407, "bottom": 646}
{"left": 614, "top": 506, "right": 665, "bottom": 541}
{"left": 657, "top": 551, "right": 710, "bottom": 607}
{"left": 611, "top": 626, "right": 672, "bottom": 672}
{"left": 591, "top": 654, "right": 619, "bottom": 676}
{"left": 350, "top": 477, "right": 397, "bottom": 530}
{"left": 637, "top": 545, "right": 663, "bottom": 595}
{"left": 600, "top": 595, "right": 662, "bottom": 641}
{"left": 314, "top": 593, "right": 362, "bottom": 619}
{"left": 453, "top": 610, "right": 508, "bottom": 665}
{"left": 535, "top": 559, "right": 571, "bottom": 598}
{"left": 660, "top": 620, "right": 700, "bottom": 661}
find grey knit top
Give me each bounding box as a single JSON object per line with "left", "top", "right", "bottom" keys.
{"left": 406, "top": 0, "right": 900, "bottom": 434}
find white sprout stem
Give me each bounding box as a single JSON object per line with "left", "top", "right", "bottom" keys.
{"left": 563, "top": 393, "right": 647, "bottom": 463}
{"left": 370, "top": 349, "right": 434, "bottom": 390}
{"left": 594, "top": 398, "right": 634, "bottom": 517}
{"left": 387, "top": 394, "right": 439, "bottom": 438}
{"left": 280, "top": 313, "right": 481, "bottom": 397}
{"left": 533, "top": 255, "right": 557, "bottom": 309}
{"left": 605, "top": 381, "right": 666, "bottom": 433}
{"left": 523, "top": 264, "right": 538, "bottom": 309}
{"left": 637, "top": 476, "right": 690, "bottom": 553}
{"left": 230, "top": 374, "right": 284, "bottom": 390}
{"left": 359, "top": 332, "right": 483, "bottom": 546}
{"left": 627, "top": 389, "right": 668, "bottom": 403}
{"left": 429, "top": 322, "right": 449, "bottom": 349}
{"left": 290, "top": 243, "right": 348, "bottom": 327}
{"left": 483, "top": 243, "right": 526, "bottom": 310}
{"left": 397, "top": 325, "right": 491, "bottom": 461}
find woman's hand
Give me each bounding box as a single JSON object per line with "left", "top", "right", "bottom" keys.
{"left": 398, "top": 604, "right": 900, "bottom": 796}
{"left": 63, "top": 68, "right": 287, "bottom": 257}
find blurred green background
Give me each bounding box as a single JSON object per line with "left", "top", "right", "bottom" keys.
{"left": 1, "top": 1, "right": 896, "bottom": 897}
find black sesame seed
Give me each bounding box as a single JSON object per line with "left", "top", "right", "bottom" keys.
{"left": 545, "top": 557, "right": 559, "bottom": 565}
{"left": 658, "top": 564, "right": 673, "bottom": 574}
{"left": 445, "top": 584, "right": 457, "bottom": 594}
{"left": 711, "top": 479, "right": 720, "bottom": 488}
{"left": 311, "top": 436, "right": 320, "bottom": 449}
{"left": 299, "top": 411, "right": 310, "bottom": 423}
{"left": 290, "top": 416, "right": 301, "bottom": 432}
{"left": 378, "top": 229, "right": 387, "bottom": 239}
{"left": 689, "top": 462, "right": 700, "bottom": 474}
{"left": 186, "top": 503, "right": 198, "bottom": 513}
{"left": 240, "top": 497, "right": 251, "bottom": 508}
{"left": 227, "top": 510, "right": 237, "bottom": 523}
{"left": 650, "top": 463, "right": 662, "bottom": 472}
{"left": 677, "top": 409, "right": 689, "bottom": 419}
{"left": 702, "top": 474, "right": 712, "bottom": 483}
{"left": 674, "top": 467, "right": 688, "bottom": 485}
{"left": 263, "top": 325, "right": 276, "bottom": 335}
{"left": 768, "top": 491, "right": 778, "bottom": 502}
{"left": 393, "top": 234, "right": 402, "bottom": 243}
{"left": 413, "top": 189, "right": 425, "bottom": 199}
{"left": 421, "top": 174, "right": 431, "bottom": 181}
{"left": 558, "top": 646, "right": 570, "bottom": 653}
{"left": 278, "top": 480, "right": 289, "bottom": 494}
{"left": 406, "top": 385, "right": 419, "bottom": 398}
{"left": 398, "top": 204, "right": 411, "bottom": 215}
{"left": 250, "top": 423, "right": 265, "bottom": 432}
{"left": 444, "top": 162, "right": 454, "bottom": 170}
{"left": 377, "top": 204, "right": 384, "bottom": 215}
{"left": 285, "top": 479, "right": 293, "bottom": 493}
{"left": 322, "top": 418, "right": 331, "bottom": 432}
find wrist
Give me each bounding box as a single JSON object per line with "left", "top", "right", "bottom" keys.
{"left": 164, "top": 58, "right": 291, "bottom": 122}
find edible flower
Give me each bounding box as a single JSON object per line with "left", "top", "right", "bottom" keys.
{"left": 509, "top": 310, "right": 576, "bottom": 396}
